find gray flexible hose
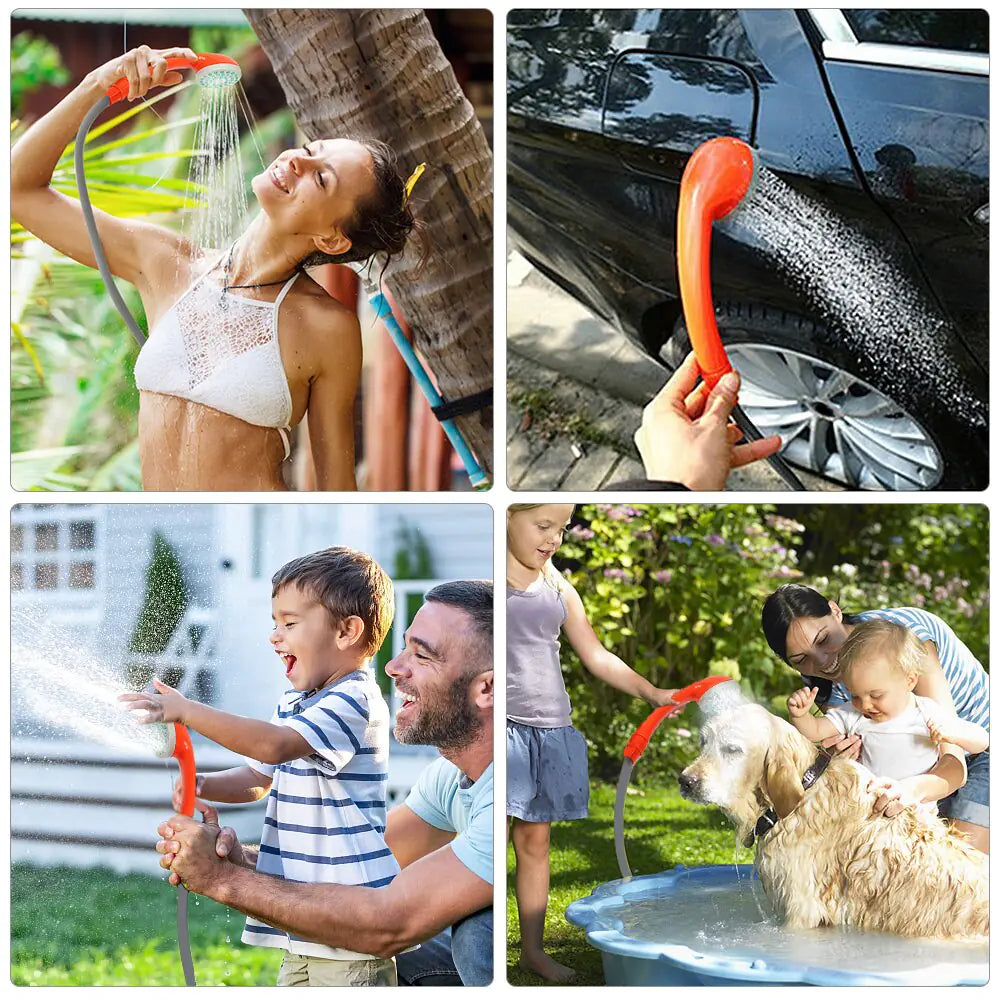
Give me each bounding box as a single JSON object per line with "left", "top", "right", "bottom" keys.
{"left": 74, "top": 95, "right": 147, "bottom": 346}
{"left": 731, "top": 402, "right": 806, "bottom": 490}
{"left": 177, "top": 887, "right": 197, "bottom": 986}
{"left": 614, "top": 759, "right": 635, "bottom": 881}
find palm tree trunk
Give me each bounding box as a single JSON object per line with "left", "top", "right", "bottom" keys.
{"left": 244, "top": 7, "right": 493, "bottom": 477}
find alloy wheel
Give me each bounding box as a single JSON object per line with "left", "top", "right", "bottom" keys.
{"left": 728, "top": 344, "right": 943, "bottom": 490}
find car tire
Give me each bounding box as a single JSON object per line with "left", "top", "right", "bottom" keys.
{"left": 660, "top": 301, "right": 981, "bottom": 490}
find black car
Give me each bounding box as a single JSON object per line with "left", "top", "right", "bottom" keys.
{"left": 508, "top": 9, "right": 988, "bottom": 489}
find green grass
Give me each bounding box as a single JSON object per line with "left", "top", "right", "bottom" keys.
{"left": 11, "top": 865, "right": 282, "bottom": 985}
{"left": 506, "top": 781, "right": 752, "bottom": 986}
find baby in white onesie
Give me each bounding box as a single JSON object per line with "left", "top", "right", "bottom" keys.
{"left": 787, "top": 618, "right": 988, "bottom": 807}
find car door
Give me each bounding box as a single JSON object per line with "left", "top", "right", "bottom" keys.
{"left": 807, "top": 9, "right": 988, "bottom": 362}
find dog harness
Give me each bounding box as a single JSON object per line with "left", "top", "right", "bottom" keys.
{"left": 134, "top": 258, "right": 298, "bottom": 459}
{"left": 753, "top": 750, "right": 832, "bottom": 844}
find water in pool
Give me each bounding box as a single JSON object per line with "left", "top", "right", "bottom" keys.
{"left": 616, "top": 872, "right": 987, "bottom": 973}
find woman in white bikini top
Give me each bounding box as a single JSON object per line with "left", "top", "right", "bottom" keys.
{"left": 11, "top": 44, "right": 418, "bottom": 491}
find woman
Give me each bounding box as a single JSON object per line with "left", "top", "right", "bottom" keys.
{"left": 762, "top": 583, "right": 989, "bottom": 853}
{"left": 11, "top": 45, "right": 416, "bottom": 491}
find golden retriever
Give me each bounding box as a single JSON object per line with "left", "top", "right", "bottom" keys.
{"left": 679, "top": 703, "right": 988, "bottom": 939}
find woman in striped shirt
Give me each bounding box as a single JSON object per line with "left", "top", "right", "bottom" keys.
{"left": 762, "top": 584, "right": 989, "bottom": 853}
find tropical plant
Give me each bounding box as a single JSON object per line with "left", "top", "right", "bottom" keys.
{"left": 11, "top": 32, "right": 70, "bottom": 116}
{"left": 11, "top": 81, "right": 205, "bottom": 489}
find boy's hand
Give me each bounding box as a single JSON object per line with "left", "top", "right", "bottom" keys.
{"left": 119, "top": 676, "right": 190, "bottom": 724}
{"left": 173, "top": 773, "right": 206, "bottom": 813}
{"left": 787, "top": 686, "right": 819, "bottom": 719}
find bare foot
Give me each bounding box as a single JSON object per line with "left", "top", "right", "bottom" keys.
{"left": 519, "top": 951, "right": 576, "bottom": 983}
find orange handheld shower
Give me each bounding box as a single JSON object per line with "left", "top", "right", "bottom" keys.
{"left": 153, "top": 721, "right": 198, "bottom": 986}
{"left": 105, "top": 53, "right": 241, "bottom": 104}
{"left": 615, "top": 676, "right": 744, "bottom": 879}
{"left": 155, "top": 721, "right": 197, "bottom": 818}
{"left": 676, "top": 136, "right": 757, "bottom": 391}
{"left": 76, "top": 52, "right": 242, "bottom": 348}
{"left": 675, "top": 137, "right": 805, "bottom": 490}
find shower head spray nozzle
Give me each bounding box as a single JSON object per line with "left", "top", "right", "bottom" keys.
{"left": 676, "top": 135, "right": 759, "bottom": 390}
{"left": 623, "top": 675, "right": 733, "bottom": 763}
{"left": 105, "top": 53, "right": 241, "bottom": 104}
{"left": 152, "top": 721, "right": 197, "bottom": 818}
{"left": 695, "top": 678, "right": 750, "bottom": 720}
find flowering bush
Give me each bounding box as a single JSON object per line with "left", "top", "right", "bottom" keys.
{"left": 555, "top": 504, "right": 988, "bottom": 781}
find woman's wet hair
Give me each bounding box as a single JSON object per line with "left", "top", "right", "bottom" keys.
{"left": 761, "top": 583, "right": 860, "bottom": 663}
{"left": 298, "top": 138, "right": 423, "bottom": 271}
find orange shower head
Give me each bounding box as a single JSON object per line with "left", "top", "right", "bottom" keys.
{"left": 154, "top": 722, "right": 197, "bottom": 817}
{"left": 105, "top": 53, "right": 241, "bottom": 104}
{"left": 676, "top": 136, "right": 758, "bottom": 390}
{"left": 623, "top": 675, "right": 732, "bottom": 763}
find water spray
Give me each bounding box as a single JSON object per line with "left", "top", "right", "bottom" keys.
{"left": 676, "top": 137, "right": 805, "bottom": 490}
{"left": 614, "top": 676, "right": 743, "bottom": 879}
{"left": 74, "top": 53, "right": 242, "bottom": 347}
{"left": 150, "top": 720, "right": 198, "bottom": 987}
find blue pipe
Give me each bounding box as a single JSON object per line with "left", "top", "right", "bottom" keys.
{"left": 369, "top": 293, "right": 488, "bottom": 489}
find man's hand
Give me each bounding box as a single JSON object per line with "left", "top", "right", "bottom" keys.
{"left": 634, "top": 353, "right": 782, "bottom": 490}
{"left": 120, "top": 677, "right": 191, "bottom": 724}
{"left": 157, "top": 805, "right": 245, "bottom": 889}
{"left": 787, "top": 686, "right": 819, "bottom": 719}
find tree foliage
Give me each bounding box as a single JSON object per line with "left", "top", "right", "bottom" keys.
{"left": 556, "top": 504, "right": 988, "bottom": 780}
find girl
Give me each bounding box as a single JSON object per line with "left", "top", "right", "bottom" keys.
{"left": 11, "top": 45, "right": 417, "bottom": 491}
{"left": 762, "top": 583, "right": 989, "bottom": 852}
{"left": 506, "top": 503, "right": 675, "bottom": 981}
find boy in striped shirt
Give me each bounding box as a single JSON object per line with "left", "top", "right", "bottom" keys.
{"left": 123, "top": 546, "right": 398, "bottom": 986}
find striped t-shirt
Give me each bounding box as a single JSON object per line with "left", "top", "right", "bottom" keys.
{"left": 241, "top": 669, "right": 399, "bottom": 960}
{"left": 825, "top": 607, "right": 989, "bottom": 731}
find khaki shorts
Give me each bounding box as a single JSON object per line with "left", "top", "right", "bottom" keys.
{"left": 277, "top": 951, "right": 397, "bottom": 987}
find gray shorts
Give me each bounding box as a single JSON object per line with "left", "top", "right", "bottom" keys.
{"left": 507, "top": 720, "right": 589, "bottom": 822}
{"left": 939, "top": 749, "right": 989, "bottom": 829}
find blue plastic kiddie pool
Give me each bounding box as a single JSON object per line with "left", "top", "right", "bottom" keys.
{"left": 566, "top": 865, "right": 988, "bottom": 986}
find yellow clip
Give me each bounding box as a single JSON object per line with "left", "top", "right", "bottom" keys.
{"left": 403, "top": 162, "right": 427, "bottom": 206}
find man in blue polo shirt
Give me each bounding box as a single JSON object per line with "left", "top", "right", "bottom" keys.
{"left": 156, "top": 580, "right": 494, "bottom": 985}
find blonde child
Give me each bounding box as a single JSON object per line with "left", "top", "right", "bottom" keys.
{"left": 787, "top": 618, "right": 988, "bottom": 810}
{"left": 506, "top": 503, "right": 676, "bottom": 982}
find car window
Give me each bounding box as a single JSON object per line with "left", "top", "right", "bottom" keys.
{"left": 842, "top": 10, "right": 987, "bottom": 53}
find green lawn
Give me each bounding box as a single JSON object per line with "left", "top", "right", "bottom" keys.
{"left": 11, "top": 865, "right": 282, "bottom": 985}
{"left": 506, "top": 781, "right": 752, "bottom": 986}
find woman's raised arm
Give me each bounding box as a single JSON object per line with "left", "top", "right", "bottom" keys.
{"left": 11, "top": 45, "right": 194, "bottom": 290}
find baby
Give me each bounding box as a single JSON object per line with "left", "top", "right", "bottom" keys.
{"left": 787, "top": 618, "right": 987, "bottom": 794}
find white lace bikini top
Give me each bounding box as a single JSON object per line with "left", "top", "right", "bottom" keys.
{"left": 134, "top": 261, "right": 298, "bottom": 457}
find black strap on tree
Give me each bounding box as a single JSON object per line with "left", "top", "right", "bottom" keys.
{"left": 430, "top": 388, "right": 492, "bottom": 422}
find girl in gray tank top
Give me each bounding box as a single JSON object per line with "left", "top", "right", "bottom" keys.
{"left": 506, "top": 504, "right": 677, "bottom": 983}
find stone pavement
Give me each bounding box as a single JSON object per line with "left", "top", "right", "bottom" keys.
{"left": 506, "top": 250, "right": 831, "bottom": 492}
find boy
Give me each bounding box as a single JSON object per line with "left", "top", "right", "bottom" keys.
{"left": 123, "top": 546, "right": 398, "bottom": 986}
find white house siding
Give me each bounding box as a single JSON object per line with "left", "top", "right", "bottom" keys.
{"left": 95, "top": 504, "right": 218, "bottom": 665}
{"left": 12, "top": 503, "right": 493, "bottom": 873}
{"left": 373, "top": 504, "right": 493, "bottom": 580}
